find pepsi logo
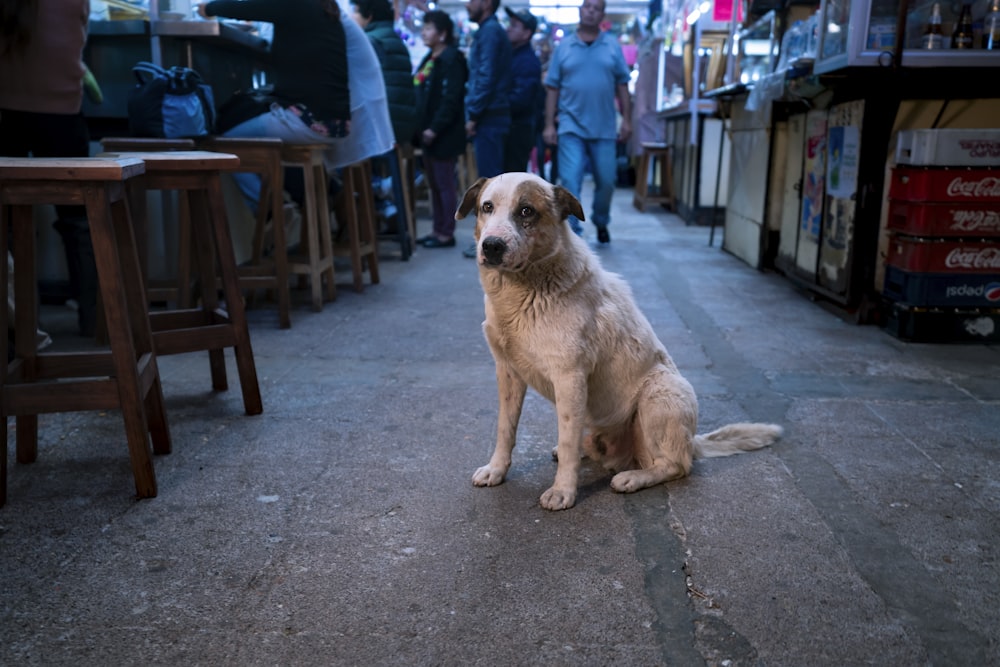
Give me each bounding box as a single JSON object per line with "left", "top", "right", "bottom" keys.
{"left": 986, "top": 282, "right": 1000, "bottom": 301}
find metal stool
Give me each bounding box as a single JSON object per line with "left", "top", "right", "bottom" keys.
{"left": 0, "top": 157, "right": 172, "bottom": 506}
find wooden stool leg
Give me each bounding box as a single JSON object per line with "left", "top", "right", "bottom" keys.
{"left": 269, "top": 164, "right": 291, "bottom": 328}
{"left": 355, "top": 163, "right": 380, "bottom": 285}
{"left": 10, "top": 205, "right": 38, "bottom": 465}
{"left": 205, "top": 174, "right": 263, "bottom": 415}
{"left": 342, "top": 166, "right": 365, "bottom": 292}
{"left": 0, "top": 207, "right": 7, "bottom": 505}
{"left": 83, "top": 186, "right": 158, "bottom": 499}
{"left": 312, "top": 163, "right": 336, "bottom": 302}
{"left": 111, "top": 193, "right": 171, "bottom": 456}
{"left": 188, "top": 189, "right": 228, "bottom": 392}
{"left": 301, "top": 163, "right": 324, "bottom": 311}
{"left": 176, "top": 191, "right": 194, "bottom": 308}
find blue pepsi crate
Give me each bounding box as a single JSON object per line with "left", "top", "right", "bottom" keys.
{"left": 883, "top": 303, "right": 1000, "bottom": 343}
{"left": 883, "top": 266, "right": 1000, "bottom": 307}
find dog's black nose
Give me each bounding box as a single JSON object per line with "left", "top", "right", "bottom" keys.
{"left": 482, "top": 236, "right": 507, "bottom": 265}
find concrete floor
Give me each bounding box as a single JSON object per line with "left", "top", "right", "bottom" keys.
{"left": 2, "top": 184, "right": 998, "bottom": 666}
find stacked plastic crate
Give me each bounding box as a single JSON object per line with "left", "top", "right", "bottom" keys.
{"left": 883, "top": 129, "right": 1000, "bottom": 342}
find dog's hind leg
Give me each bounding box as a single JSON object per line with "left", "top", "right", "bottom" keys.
{"left": 473, "top": 362, "right": 527, "bottom": 487}
{"left": 610, "top": 368, "right": 698, "bottom": 494}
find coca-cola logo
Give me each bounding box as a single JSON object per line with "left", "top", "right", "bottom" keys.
{"left": 958, "top": 140, "right": 1000, "bottom": 159}
{"left": 946, "top": 176, "right": 1000, "bottom": 198}
{"left": 950, "top": 209, "right": 1000, "bottom": 232}
{"left": 945, "top": 246, "right": 1000, "bottom": 269}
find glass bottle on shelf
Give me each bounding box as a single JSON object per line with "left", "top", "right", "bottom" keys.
{"left": 984, "top": 0, "right": 1000, "bottom": 49}
{"left": 951, "top": 3, "right": 974, "bottom": 48}
{"left": 921, "top": 2, "right": 944, "bottom": 49}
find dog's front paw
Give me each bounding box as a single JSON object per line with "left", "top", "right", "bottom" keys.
{"left": 472, "top": 464, "right": 507, "bottom": 487}
{"left": 539, "top": 486, "right": 577, "bottom": 510}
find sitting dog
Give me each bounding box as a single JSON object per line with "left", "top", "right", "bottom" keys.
{"left": 456, "top": 172, "right": 782, "bottom": 510}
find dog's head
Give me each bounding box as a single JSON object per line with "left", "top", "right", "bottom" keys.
{"left": 455, "top": 172, "right": 585, "bottom": 271}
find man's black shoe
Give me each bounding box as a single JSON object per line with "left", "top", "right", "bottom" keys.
{"left": 597, "top": 226, "right": 610, "bottom": 244}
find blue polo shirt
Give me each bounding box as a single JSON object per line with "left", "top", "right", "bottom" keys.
{"left": 545, "top": 30, "right": 629, "bottom": 140}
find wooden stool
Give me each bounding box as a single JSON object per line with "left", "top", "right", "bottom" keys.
{"left": 200, "top": 137, "right": 290, "bottom": 329}
{"left": 99, "top": 151, "right": 263, "bottom": 417}
{"left": 281, "top": 143, "right": 336, "bottom": 310}
{"left": 457, "top": 143, "right": 478, "bottom": 195}
{"left": 100, "top": 137, "right": 198, "bottom": 306}
{"left": 633, "top": 142, "right": 676, "bottom": 213}
{"left": 334, "top": 159, "right": 381, "bottom": 292}
{"left": 0, "top": 157, "right": 172, "bottom": 506}
{"left": 374, "top": 144, "right": 415, "bottom": 261}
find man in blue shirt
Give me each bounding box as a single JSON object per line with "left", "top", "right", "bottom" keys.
{"left": 462, "top": 0, "right": 512, "bottom": 257}
{"left": 543, "top": 0, "right": 631, "bottom": 243}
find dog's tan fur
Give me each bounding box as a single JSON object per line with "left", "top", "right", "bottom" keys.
{"left": 456, "top": 172, "right": 782, "bottom": 510}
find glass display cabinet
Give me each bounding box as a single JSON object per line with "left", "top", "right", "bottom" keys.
{"left": 734, "top": 10, "right": 781, "bottom": 85}
{"left": 814, "top": 0, "right": 1000, "bottom": 73}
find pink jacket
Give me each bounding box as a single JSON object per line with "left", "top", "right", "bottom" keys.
{"left": 0, "top": 0, "right": 90, "bottom": 115}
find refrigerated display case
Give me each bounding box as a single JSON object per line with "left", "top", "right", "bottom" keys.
{"left": 814, "top": 0, "right": 1000, "bottom": 73}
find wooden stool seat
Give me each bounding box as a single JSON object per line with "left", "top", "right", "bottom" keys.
{"left": 99, "top": 150, "right": 263, "bottom": 417}
{"left": 335, "top": 159, "right": 380, "bottom": 292}
{"left": 633, "top": 142, "right": 676, "bottom": 213}
{"left": 199, "top": 137, "right": 290, "bottom": 328}
{"left": 0, "top": 157, "right": 172, "bottom": 506}
{"left": 281, "top": 143, "right": 336, "bottom": 310}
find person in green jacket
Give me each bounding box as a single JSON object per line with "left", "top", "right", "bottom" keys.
{"left": 350, "top": 0, "right": 417, "bottom": 146}
{"left": 350, "top": 0, "right": 417, "bottom": 227}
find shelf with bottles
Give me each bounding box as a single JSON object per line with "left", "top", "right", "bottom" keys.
{"left": 814, "top": 0, "right": 1000, "bottom": 74}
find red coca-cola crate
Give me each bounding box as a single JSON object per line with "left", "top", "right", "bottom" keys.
{"left": 887, "top": 201, "right": 1000, "bottom": 237}
{"left": 886, "top": 235, "right": 1000, "bottom": 273}
{"left": 889, "top": 166, "right": 1000, "bottom": 203}
{"left": 883, "top": 266, "right": 1000, "bottom": 307}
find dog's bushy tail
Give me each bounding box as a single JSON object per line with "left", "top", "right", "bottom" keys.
{"left": 692, "top": 423, "right": 783, "bottom": 459}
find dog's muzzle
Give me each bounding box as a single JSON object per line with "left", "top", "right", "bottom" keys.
{"left": 481, "top": 236, "right": 507, "bottom": 266}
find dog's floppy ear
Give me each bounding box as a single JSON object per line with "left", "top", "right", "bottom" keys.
{"left": 553, "top": 184, "right": 585, "bottom": 222}
{"left": 455, "top": 177, "right": 489, "bottom": 220}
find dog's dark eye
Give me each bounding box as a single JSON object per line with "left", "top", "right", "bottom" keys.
{"left": 482, "top": 201, "right": 494, "bottom": 213}
{"left": 518, "top": 206, "right": 534, "bottom": 218}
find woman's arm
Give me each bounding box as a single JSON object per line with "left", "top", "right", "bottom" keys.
{"left": 199, "top": 0, "right": 282, "bottom": 23}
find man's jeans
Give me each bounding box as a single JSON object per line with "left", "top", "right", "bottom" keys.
{"left": 557, "top": 133, "right": 616, "bottom": 235}
{"left": 472, "top": 117, "right": 509, "bottom": 179}
{"left": 225, "top": 104, "right": 334, "bottom": 211}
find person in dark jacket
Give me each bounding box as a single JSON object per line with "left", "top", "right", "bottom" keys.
{"left": 461, "top": 0, "right": 511, "bottom": 258}
{"left": 200, "top": 0, "right": 350, "bottom": 210}
{"left": 502, "top": 7, "right": 541, "bottom": 174}
{"left": 413, "top": 10, "right": 468, "bottom": 248}
{"left": 350, "top": 0, "right": 416, "bottom": 146}
{"left": 463, "top": 0, "right": 511, "bottom": 178}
